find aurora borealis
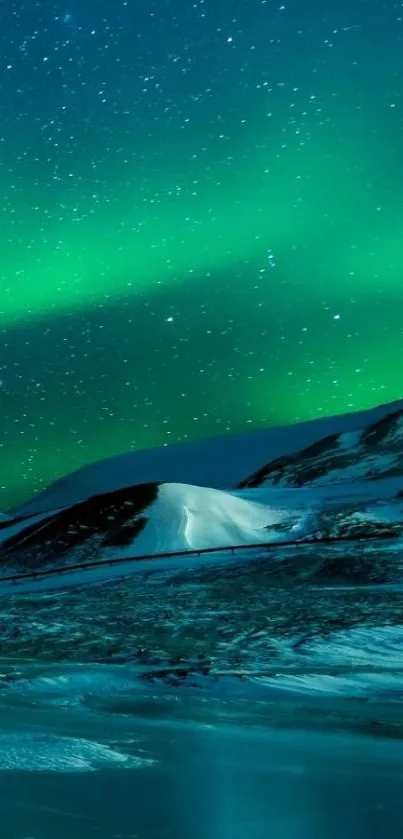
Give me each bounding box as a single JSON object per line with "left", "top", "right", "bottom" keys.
{"left": 0, "top": 0, "right": 402, "bottom": 508}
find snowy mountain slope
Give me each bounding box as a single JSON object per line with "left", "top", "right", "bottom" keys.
{"left": 1, "top": 398, "right": 403, "bottom": 584}
{"left": 0, "top": 482, "right": 319, "bottom": 576}
{"left": 11, "top": 399, "right": 403, "bottom": 516}
{"left": 0, "top": 483, "right": 159, "bottom": 573}
{"left": 2, "top": 476, "right": 403, "bottom": 581}
{"left": 238, "top": 406, "right": 403, "bottom": 489}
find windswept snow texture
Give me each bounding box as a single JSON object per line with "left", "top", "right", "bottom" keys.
{"left": 0, "top": 732, "right": 152, "bottom": 772}
{"left": 112, "top": 483, "right": 285, "bottom": 556}
{"left": 252, "top": 626, "right": 403, "bottom": 699}
{"left": 11, "top": 399, "right": 403, "bottom": 516}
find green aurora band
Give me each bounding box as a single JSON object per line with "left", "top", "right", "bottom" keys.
{"left": 0, "top": 0, "right": 402, "bottom": 507}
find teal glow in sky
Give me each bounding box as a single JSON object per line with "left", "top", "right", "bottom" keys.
{"left": 0, "top": 0, "right": 402, "bottom": 507}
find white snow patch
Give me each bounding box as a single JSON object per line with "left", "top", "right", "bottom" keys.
{"left": 0, "top": 732, "right": 153, "bottom": 772}
{"left": 245, "top": 626, "right": 403, "bottom": 698}
{"left": 254, "top": 671, "right": 403, "bottom": 698}
{"left": 112, "top": 483, "right": 295, "bottom": 558}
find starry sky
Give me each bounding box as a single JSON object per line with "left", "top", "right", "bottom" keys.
{"left": 0, "top": 0, "right": 402, "bottom": 508}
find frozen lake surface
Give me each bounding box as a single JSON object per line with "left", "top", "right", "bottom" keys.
{"left": 1, "top": 701, "right": 403, "bottom": 839}
{"left": 0, "top": 536, "right": 402, "bottom": 839}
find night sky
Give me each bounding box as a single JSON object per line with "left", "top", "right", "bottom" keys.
{"left": 0, "top": 0, "right": 402, "bottom": 508}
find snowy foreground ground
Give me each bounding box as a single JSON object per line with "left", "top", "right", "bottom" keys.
{"left": 1, "top": 401, "right": 403, "bottom": 838}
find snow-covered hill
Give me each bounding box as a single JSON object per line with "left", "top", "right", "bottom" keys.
{"left": 1, "top": 398, "right": 403, "bottom": 582}
{"left": 1, "top": 476, "right": 403, "bottom": 581}
{"left": 0, "top": 482, "right": 322, "bottom": 576}
{"left": 238, "top": 406, "right": 403, "bottom": 489}
{"left": 11, "top": 399, "right": 403, "bottom": 517}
